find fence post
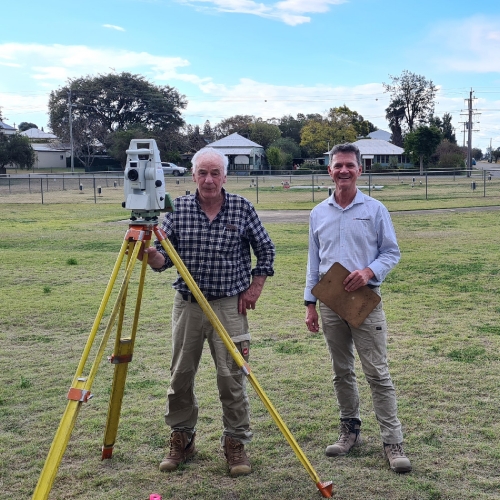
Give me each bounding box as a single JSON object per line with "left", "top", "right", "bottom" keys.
{"left": 368, "top": 173, "right": 371, "bottom": 197}
{"left": 425, "top": 172, "right": 428, "bottom": 200}
{"left": 256, "top": 175, "right": 259, "bottom": 204}
{"left": 40, "top": 178, "right": 44, "bottom": 205}
{"left": 63, "top": 174, "right": 65, "bottom": 191}
{"left": 46, "top": 174, "right": 49, "bottom": 192}
{"left": 93, "top": 177, "right": 97, "bottom": 203}
{"left": 483, "top": 169, "right": 486, "bottom": 197}
{"left": 29, "top": 174, "right": 31, "bottom": 194}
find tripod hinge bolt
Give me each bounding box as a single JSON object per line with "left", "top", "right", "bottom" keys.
{"left": 67, "top": 388, "right": 93, "bottom": 403}
{"left": 108, "top": 354, "right": 133, "bottom": 364}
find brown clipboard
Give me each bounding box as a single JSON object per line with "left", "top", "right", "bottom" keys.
{"left": 311, "top": 262, "right": 381, "bottom": 328}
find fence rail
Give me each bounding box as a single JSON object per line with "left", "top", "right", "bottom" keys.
{"left": 1, "top": 169, "right": 500, "bottom": 206}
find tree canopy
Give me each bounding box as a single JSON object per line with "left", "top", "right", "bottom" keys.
{"left": 48, "top": 72, "right": 187, "bottom": 145}
{"left": 0, "top": 134, "right": 36, "bottom": 173}
{"left": 18, "top": 122, "right": 38, "bottom": 132}
{"left": 213, "top": 115, "right": 255, "bottom": 138}
{"left": 383, "top": 70, "right": 438, "bottom": 132}
{"left": 249, "top": 121, "right": 282, "bottom": 149}
{"left": 404, "top": 125, "right": 442, "bottom": 174}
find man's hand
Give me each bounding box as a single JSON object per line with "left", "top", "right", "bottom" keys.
{"left": 238, "top": 276, "right": 267, "bottom": 315}
{"left": 343, "top": 267, "right": 374, "bottom": 292}
{"left": 305, "top": 304, "right": 320, "bottom": 333}
{"left": 137, "top": 245, "right": 166, "bottom": 269}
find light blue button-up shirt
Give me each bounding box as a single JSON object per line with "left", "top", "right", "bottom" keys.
{"left": 304, "top": 190, "right": 400, "bottom": 302}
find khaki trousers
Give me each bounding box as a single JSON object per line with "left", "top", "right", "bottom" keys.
{"left": 319, "top": 292, "right": 403, "bottom": 444}
{"left": 165, "top": 293, "right": 252, "bottom": 443}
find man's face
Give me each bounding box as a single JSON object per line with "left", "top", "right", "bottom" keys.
{"left": 328, "top": 151, "right": 362, "bottom": 190}
{"left": 192, "top": 156, "right": 227, "bottom": 201}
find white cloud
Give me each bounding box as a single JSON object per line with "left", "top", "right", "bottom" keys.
{"left": 103, "top": 24, "right": 126, "bottom": 31}
{"left": 179, "top": 0, "right": 345, "bottom": 25}
{"left": 421, "top": 15, "right": 500, "bottom": 73}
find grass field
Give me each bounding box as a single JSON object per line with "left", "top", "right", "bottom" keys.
{"left": 1, "top": 201, "right": 500, "bottom": 500}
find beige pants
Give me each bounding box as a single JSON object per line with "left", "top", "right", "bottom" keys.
{"left": 164, "top": 293, "right": 252, "bottom": 443}
{"left": 319, "top": 293, "right": 403, "bottom": 444}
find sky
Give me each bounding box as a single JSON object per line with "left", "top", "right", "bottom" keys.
{"left": 1, "top": 0, "right": 499, "bottom": 153}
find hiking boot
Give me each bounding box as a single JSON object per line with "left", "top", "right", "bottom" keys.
{"left": 384, "top": 442, "right": 412, "bottom": 473}
{"left": 159, "top": 431, "right": 197, "bottom": 472}
{"left": 223, "top": 436, "right": 251, "bottom": 477}
{"left": 325, "top": 419, "right": 362, "bottom": 457}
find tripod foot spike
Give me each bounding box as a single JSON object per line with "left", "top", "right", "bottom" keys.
{"left": 101, "top": 445, "right": 114, "bottom": 460}
{"left": 316, "top": 481, "right": 334, "bottom": 498}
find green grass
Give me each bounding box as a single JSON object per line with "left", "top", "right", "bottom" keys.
{"left": 1, "top": 203, "right": 500, "bottom": 499}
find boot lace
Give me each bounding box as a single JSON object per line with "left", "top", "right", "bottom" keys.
{"left": 168, "top": 433, "right": 184, "bottom": 459}
{"left": 385, "top": 443, "right": 405, "bottom": 458}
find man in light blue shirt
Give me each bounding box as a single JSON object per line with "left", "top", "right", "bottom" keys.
{"left": 304, "top": 143, "right": 411, "bottom": 473}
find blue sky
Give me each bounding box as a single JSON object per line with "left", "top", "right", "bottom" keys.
{"left": 1, "top": 0, "right": 499, "bottom": 152}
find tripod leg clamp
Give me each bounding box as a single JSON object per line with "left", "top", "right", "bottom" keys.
{"left": 67, "top": 388, "right": 92, "bottom": 402}
{"left": 108, "top": 354, "right": 133, "bottom": 364}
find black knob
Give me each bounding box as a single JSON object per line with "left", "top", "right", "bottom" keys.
{"left": 155, "top": 180, "right": 163, "bottom": 187}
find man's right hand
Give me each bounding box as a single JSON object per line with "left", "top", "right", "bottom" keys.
{"left": 137, "top": 246, "right": 166, "bottom": 269}
{"left": 305, "top": 304, "right": 320, "bottom": 333}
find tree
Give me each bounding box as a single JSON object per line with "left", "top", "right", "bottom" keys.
{"left": 269, "top": 137, "right": 301, "bottom": 159}
{"left": 404, "top": 125, "right": 442, "bottom": 175}
{"left": 249, "top": 121, "right": 281, "bottom": 149}
{"left": 18, "top": 122, "right": 38, "bottom": 132}
{"left": 278, "top": 114, "right": 306, "bottom": 143}
{"left": 300, "top": 118, "right": 357, "bottom": 158}
{"left": 105, "top": 125, "right": 149, "bottom": 167}
{"left": 383, "top": 70, "right": 438, "bottom": 132}
{"left": 48, "top": 72, "right": 187, "bottom": 168}
{"left": 430, "top": 113, "right": 457, "bottom": 144}
{"left": 214, "top": 115, "right": 255, "bottom": 138}
{"left": 0, "top": 134, "right": 36, "bottom": 174}
{"left": 266, "top": 146, "right": 289, "bottom": 169}
{"left": 430, "top": 140, "right": 465, "bottom": 170}
{"left": 472, "top": 148, "right": 482, "bottom": 161}
{"left": 385, "top": 98, "right": 405, "bottom": 147}
{"left": 328, "top": 105, "right": 376, "bottom": 138}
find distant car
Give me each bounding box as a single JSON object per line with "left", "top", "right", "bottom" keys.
{"left": 161, "top": 162, "right": 187, "bottom": 176}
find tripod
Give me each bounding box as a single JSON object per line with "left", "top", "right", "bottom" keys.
{"left": 32, "top": 218, "right": 333, "bottom": 499}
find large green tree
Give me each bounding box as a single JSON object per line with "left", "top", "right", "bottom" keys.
{"left": 48, "top": 72, "right": 186, "bottom": 168}
{"left": 300, "top": 118, "right": 357, "bottom": 158}
{"left": 328, "top": 105, "right": 376, "bottom": 137}
{"left": 249, "top": 121, "right": 281, "bottom": 149}
{"left": 18, "top": 122, "right": 38, "bottom": 132}
{"left": 213, "top": 115, "right": 255, "bottom": 138}
{"left": 404, "top": 125, "right": 442, "bottom": 174}
{"left": 385, "top": 98, "right": 405, "bottom": 147}
{"left": 0, "top": 134, "right": 36, "bottom": 174}
{"left": 430, "top": 113, "right": 457, "bottom": 144}
{"left": 383, "top": 70, "right": 438, "bottom": 132}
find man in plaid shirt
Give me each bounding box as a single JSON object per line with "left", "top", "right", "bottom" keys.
{"left": 142, "top": 147, "right": 275, "bottom": 477}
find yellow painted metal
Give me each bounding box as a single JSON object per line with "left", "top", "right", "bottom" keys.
{"left": 32, "top": 237, "right": 144, "bottom": 500}
{"left": 156, "top": 230, "right": 331, "bottom": 493}
{"left": 102, "top": 241, "right": 150, "bottom": 457}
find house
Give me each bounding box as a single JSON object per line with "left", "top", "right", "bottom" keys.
{"left": 367, "top": 130, "right": 392, "bottom": 142}
{"left": 325, "top": 138, "right": 412, "bottom": 172}
{"left": 0, "top": 121, "right": 17, "bottom": 135}
{"left": 203, "top": 133, "right": 267, "bottom": 173}
{"left": 19, "top": 128, "right": 58, "bottom": 141}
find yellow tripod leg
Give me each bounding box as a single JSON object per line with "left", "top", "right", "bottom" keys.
{"left": 102, "top": 240, "right": 151, "bottom": 459}
{"left": 154, "top": 227, "right": 333, "bottom": 498}
{"left": 32, "top": 234, "right": 145, "bottom": 500}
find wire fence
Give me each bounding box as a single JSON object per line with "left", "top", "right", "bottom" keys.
{"left": 1, "top": 169, "right": 500, "bottom": 207}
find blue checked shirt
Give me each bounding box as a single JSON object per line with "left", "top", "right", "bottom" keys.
{"left": 304, "top": 189, "right": 400, "bottom": 303}
{"left": 154, "top": 189, "right": 275, "bottom": 296}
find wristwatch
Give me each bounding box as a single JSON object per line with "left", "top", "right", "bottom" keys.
{"left": 304, "top": 300, "right": 317, "bottom": 306}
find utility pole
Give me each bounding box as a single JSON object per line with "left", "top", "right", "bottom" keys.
{"left": 459, "top": 89, "right": 479, "bottom": 178}
{"left": 68, "top": 90, "right": 74, "bottom": 173}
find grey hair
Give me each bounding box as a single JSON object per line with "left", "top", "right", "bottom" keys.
{"left": 329, "top": 143, "right": 362, "bottom": 167}
{"left": 191, "top": 147, "right": 228, "bottom": 175}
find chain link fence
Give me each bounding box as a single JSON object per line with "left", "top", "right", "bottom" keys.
{"left": 1, "top": 169, "right": 500, "bottom": 207}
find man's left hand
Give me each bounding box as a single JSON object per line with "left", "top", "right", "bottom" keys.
{"left": 238, "top": 276, "right": 267, "bottom": 315}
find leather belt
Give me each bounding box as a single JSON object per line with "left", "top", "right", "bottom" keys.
{"left": 181, "top": 293, "right": 227, "bottom": 304}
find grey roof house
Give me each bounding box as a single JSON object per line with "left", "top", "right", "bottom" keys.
{"left": 0, "top": 121, "right": 17, "bottom": 135}
{"left": 325, "top": 138, "right": 411, "bottom": 172}
{"left": 204, "top": 133, "right": 268, "bottom": 173}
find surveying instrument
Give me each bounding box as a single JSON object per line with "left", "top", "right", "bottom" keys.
{"left": 31, "top": 139, "right": 333, "bottom": 499}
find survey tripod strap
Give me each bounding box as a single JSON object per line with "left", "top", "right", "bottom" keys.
{"left": 154, "top": 226, "right": 333, "bottom": 498}
{"left": 32, "top": 227, "right": 148, "bottom": 500}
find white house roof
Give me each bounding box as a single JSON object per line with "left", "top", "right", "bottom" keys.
{"left": 368, "top": 130, "right": 391, "bottom": 141}
{"left": 20, "top": 128, "right": 58, "bottom": 139}
{"left": 0, "top": 121, "right": 16, "bottom": 131}
{"left": 31, "top": 144, "right": 67, "bottom": 152}
{"left": 206, "top": 133, "right": 262, "bottom": 149}
{"left": 353, "top": 139, "right": 404, "bottom": 155}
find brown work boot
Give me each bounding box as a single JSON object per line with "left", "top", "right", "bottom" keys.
{"left": 223, "top": 436, "right": 252, "bottom": 477}
{"left": 325, "top": 419, "right": 362, "bottom": 457}
{"left": 384, "top": 442, "right": 412, "bottom": 473}
{"left": 159, "top": 431, "right": 197, "bottom": 472}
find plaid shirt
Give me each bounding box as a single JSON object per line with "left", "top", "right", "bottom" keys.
{"left": 153, "top": 189, "right": 275, "bottom": 296}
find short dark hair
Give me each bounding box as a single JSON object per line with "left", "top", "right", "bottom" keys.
{"left": 329, "top": 143, "right": 361, "bottom": 167}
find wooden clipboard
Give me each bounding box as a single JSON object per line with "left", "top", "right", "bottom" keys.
{"left": 311, "top": 262, "right": 381, "bottom": 328}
